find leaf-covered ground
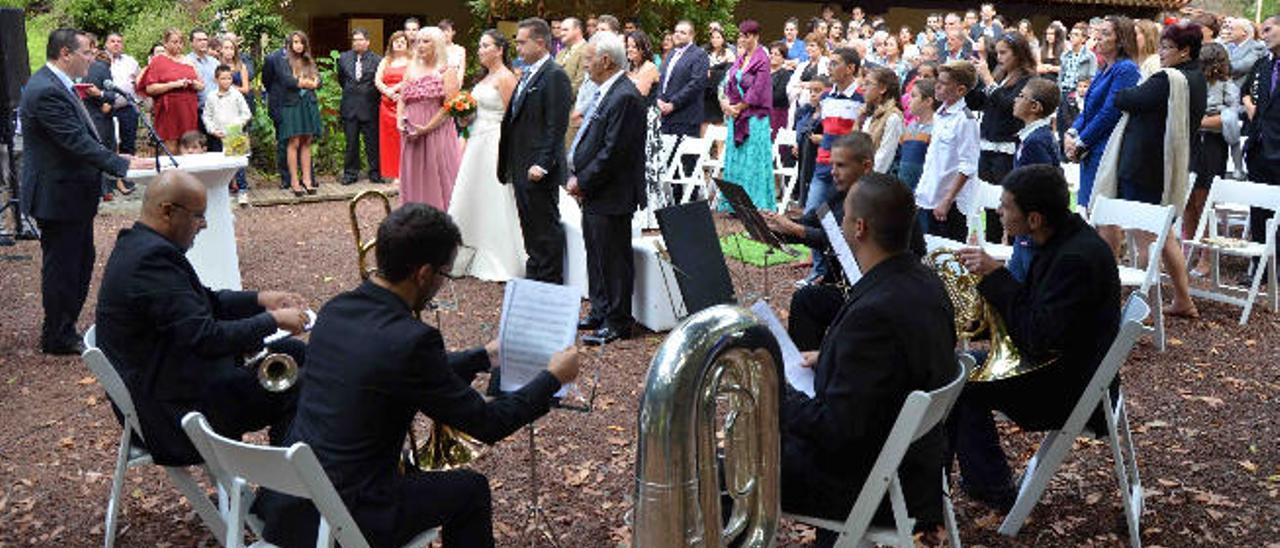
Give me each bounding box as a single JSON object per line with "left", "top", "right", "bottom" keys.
{"left": 1, "top": 195, "right": 1277, "bottom": 547}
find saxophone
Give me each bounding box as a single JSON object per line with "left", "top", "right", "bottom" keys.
{"left": 634, "top": 305, "right": 783, "bottom": 547}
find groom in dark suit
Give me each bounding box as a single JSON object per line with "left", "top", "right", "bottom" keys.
{"left": 20, "top": 28, "right": 147, "bottom": 354}
{"left": 657, "top": 20, "right": 709, "bottom": 137}
{"left": 261, "top": 40, "right": 295, "bottom": 188}
{"left": 566, "top": 31, "right": 646, "bottom": 345}
{"left": 338, "top": 28, "right": 382, "bottom": 184}
{"left": 498, "top": 18, "right": 572, "bottom": 284}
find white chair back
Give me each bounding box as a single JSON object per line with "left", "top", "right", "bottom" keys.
{"left": 182, "top": 412, "right": 373, "bottom": 548}
{"left": 704, "top": 124, "right": 727, "bottom": 145}
{"left": 1089, "top": 197, "right": 1175, "bottom": 289}
{"left": 1191, "top": 178, "right": 1280, "bottom": 243}
{"left": 83, "top": 326, "right": 148, "bottom": 446}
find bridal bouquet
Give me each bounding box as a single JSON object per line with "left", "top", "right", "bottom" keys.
{"left": 445, "top": 91, "right": 478, "bottom": 138}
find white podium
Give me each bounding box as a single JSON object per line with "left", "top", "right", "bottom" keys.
{"left": 127, "top": 152, "right": 249, "bottom": 290}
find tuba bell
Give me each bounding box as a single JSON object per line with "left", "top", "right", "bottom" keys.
{"left": 634, "top": 305, "right": 783, "bottom": 548}
{"left": 925, "top": 248, "right": 1055, "bottom": 383}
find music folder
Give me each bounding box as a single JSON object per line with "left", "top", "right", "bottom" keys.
{"left": 498, "top": 279, "right": 578, "bottom": 397}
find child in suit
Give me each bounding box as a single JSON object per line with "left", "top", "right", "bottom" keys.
{"left": 1006, "top": 77, "right": 1062, "bottom": 281}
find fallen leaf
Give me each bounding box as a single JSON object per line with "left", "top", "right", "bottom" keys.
{"left": 1167, "top": 337, "right": 1184, "bottom": 346}
{"left": 77, "top": 376, "right": 96, "bottom": 385}
{"left": 1157, "top": 478, "right": 1180, "bottom": 488}
{"left": 1085, "top": 492, "right": 1102, "bottom": 505}
{"left": 1240, "top": 460, "right": 1258, "bottom": 473}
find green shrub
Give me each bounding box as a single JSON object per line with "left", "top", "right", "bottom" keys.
{"left": 312, "top": 49, "right": 349, "bottom": 176}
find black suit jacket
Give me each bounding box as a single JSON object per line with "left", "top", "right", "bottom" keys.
{"left": 977, "top": 214, "right": 1120, "bottom": 430}
{"left": 498, "top": 57, "right": 572, "bottom": 188}
{"left": 780, "top": 253, "right": 957, "bottom": 525}
{"left": 572, "top": 75, "right": 646, "bottom": 215}
{"left": 1113, "top": 61, "right": 1208, "bottom": 199}
{"left": 1244, "top": 53, "right": 1280, "bottom": 182}
{"left": 96, "top": 223, "right": 278, "bottom": 465}
{"left": 338, "top": 49, "right": 382, "bottom": 121}
{"left": 657, "top": 45, "right": 709, "bottom": 136}
{"left": 258, "top": 281, "right": 562, "bottom": 547}
{"left": 83, "top": 59, "right": 119, "bottom": 149}
{"left": 19, "top": 66, "right": 129, "bottom": 221}
{"left": 261, "top": 47, "right": 300, "bottom": 114}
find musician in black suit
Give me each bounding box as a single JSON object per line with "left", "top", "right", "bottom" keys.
{"left": 338, "top": 28, "right": 382, "bottom": 185}
{"left": 954, "top": 165, "right": 1120, "bottom": 510}
{"left": 96, "top": 171, "right": 310, "bottom": 465}
{"left": 566, "top": 31, "right": 646, "bottom": 345}
{"left": 257, "top": 204, "right": 581, "bottom": 547}
{"left": 1243, "top": 15, "right": 1280, "bottom": 253}
{"left": 780, "top": 174, "right": 957, "bottom": 542}
{"left": 20, "top": 28, "right": 148, "bottom": 355}
{"left": 498, "top": 18, "right": 573, "bottom": 284}
{"left": 657, "top": 20, "right": 709, "bottom": 137}
{"left": 261, "top": 41, "right": 295, "bottom": 187}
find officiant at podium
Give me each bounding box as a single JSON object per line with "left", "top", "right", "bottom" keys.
{"left": 257, "top": 204, "right": 581, "bottom": 547}
{"left": 565, "top": 31, "right": 646, "bottom": 346}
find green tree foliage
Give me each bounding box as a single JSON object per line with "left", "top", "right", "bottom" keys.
{"left": 312, "top": 49, "right": 347, "bottom": 176}
{"left": 466, "top": 0, "right": 739, "bottom": 48}
{"left": 62, "top": 0, "right": 170, "bottom": 38}
{"left": 201, "top": 0, "right": 288, "bottom": 68}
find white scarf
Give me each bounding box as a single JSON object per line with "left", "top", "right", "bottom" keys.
{"left": 1090, "top": 67, "right": 1190, "bottom": 216}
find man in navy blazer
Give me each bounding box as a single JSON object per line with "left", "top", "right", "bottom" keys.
{"left": 566, "top": 31, "right": 646, "bottom": 345}
{"left": 1243, "top": 15, "right": 1280, "bottom": 250}
{"left": 261, "top": 41, "right": 297, "bottom": 187}
{"left": 20, "top": 28, "right": 147, "bottom": 354}
{"left": 657, "top": 20, "right": 708, "bottom": 137}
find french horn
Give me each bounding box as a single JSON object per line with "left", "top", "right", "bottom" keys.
{"left": 348, "top": 190, "right": 484, "bottom": 470}
{"left": 925, "top": 248, "right": 1055, "bottom": 383}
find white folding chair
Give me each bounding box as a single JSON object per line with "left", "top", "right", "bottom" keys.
{"left": 971, "top": 180, "right": 1013, "bottom": 261}
{"left": 702, "top": 124, "right": 727, "bottom": 180}
{"left": 1185, "top": 178, "right": 1280, "bottom": 324}
{"left": 783, "top": 356, "right": 971, "bottom": 548}
{"left": 997, "top": 293, "right": 1154, "bottom": 548}
{"left": 82, "top": 326, "right": 229, "bottom": 548}
{"left": 660, "top": 135, "right": 714, "bottom": 205}
{"left": 1089, "top": 196, "right": 1176, "bottom": 351}
{"left": 773, "top": 128, "right": 800, "bottom": 212}
{"left": 182, "top": 412, "right": 439, "bottom": 548}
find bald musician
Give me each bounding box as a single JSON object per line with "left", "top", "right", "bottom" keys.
{"left": 95, "top": 171, "right": 310, "bottom": 465}
{"left": 779, "top": 173, "right": 956, "bottom": 544}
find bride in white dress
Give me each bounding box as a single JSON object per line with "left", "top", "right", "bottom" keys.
{"left": 449, "top": 30, "right": 526, "bottom": 281}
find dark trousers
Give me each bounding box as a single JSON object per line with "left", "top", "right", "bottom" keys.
{"left": 37, "top": 218, "right": 95, "bottom": 346}
{"left": 583, "top": 212, "right": 635, "bottom": 329}
{"left": 787, "top": 284, "right": 845, "bottom": 351}
{"left": 512, "top": 181, "right": 565, "bottom": 284}
{"left": 205, "top": 338, "right": 307, "bottom": 448}
{"left": 342, "top": 115, "right": 380, "bottom": 181}
{"left": 979, "top": 151, "right": 1013, "bottom": 243}
{"left": 390, "top": 468, "right": 493, "bottom": 547}
{"left": 114, "top": 105, "right": 139, "bottom": 154}
{"left": 945, "top": 385, "right": 1016, "bottom": 494}
{"left": 269, "top": 103, "right": 291, "bottom": 186}
{"left": 918, "top": 204, "right": 967, "bottom": 241}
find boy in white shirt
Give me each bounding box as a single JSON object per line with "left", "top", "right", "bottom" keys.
{"left": 914, "top": 60, "right": 979, "bottom": 241}
{"left": 203, "top": 64, "right": 252, "bottom": 201}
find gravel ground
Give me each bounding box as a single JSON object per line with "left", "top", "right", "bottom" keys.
{"left": 0, "top": 196, "right": 1277, "bottom": 547}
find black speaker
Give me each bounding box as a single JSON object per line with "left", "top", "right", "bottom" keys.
{"left": 656, "top": 202, "right": 737, "bottom": 314}
{"left": 0, "top": 8, "right": 29, "bottom": 143}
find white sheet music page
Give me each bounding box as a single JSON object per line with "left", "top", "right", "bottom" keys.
{"left": 819, "top": 209, "right": 862, "bottom": 286}
{"left": 749, "top": 300, "right": 815, "bottom": 397}
{"left": 499, "top": 279, "right": 579, "bottom": 396}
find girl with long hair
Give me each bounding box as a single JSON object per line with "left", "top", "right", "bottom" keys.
{"left": 397, "top": 27, "right": 461, "bottom": 209}
{"left": 627, "top": 30, "right": 672, "bottom": 214}
{"left": 376, "top": 31, "right": 412, "bottom": 182}
{"left": 1186, "top": 42, "right": 1237, "bottom": 276}
{"left": 860, "top": 67, "right": 904, "bottom": 174}
{"left": 970, "top": 31, "right": 1038, "bottom": 242}
{"left": 279, "top": 31, "right": 321, "bottom": 196}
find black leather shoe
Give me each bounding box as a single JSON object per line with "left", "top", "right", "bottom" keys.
{"left": 341, "top": 178, "right": 357, "bottom": 186}
{"left": 583, "top": 326, "right": 626, "bottom": 346}
{"left": 41, "top": 340, "right": 85, "bottom": 356}
{"left": 368, "top": 175, "right": 384, "bottom": 184}
{"left": 577, "top": 316, "right": 603, "bottom": 331}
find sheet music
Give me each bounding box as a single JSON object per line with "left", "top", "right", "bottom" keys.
{"left": 749, "top": 300, "right": 815, "bottom": 397}
{"left": 499, "top": 279, "right": 579, "bottom": 396}
{"left": 817, "top": 206, "right": 862, "bottom": 285}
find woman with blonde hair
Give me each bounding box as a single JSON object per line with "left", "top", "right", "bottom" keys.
{"left": 1134, "top": 19, "right": 1162, "bottom": 78}
{"left": 397, "top": 27, "right": 461, "bottom": 209}
{"left": 376, "top": 31, "right": 412, "bottom": 182}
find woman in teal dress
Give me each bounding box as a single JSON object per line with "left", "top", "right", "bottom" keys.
{"left": 279, "top": 30, "right": 323, "bottom": 196}
{"left": 719, "top": 20, "right": 775, "bottom": 212}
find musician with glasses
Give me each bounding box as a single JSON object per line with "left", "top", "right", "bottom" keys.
{"left": 779, "top": 173, "right": 957, "bottom": 544}
{"left": 95, "top": 170, "right": 311, "bottom": 466}
{"left": 952, "top": 165, "right": 1120, "bottom": 510}
{"left": 256, "top": 204, "right": 581, "bottom": 547}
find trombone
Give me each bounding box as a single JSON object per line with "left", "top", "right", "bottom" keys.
{"left": 349, "top": 189, "right": 392, "bottom": 281}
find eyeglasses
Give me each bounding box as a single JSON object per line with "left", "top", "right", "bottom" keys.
{"left": 166, "top": 202, "right": 206, "bottom": 220}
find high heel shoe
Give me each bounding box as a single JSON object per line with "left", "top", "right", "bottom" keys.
{"left": 291, "top": 184, "right": 305, "bottom": 197}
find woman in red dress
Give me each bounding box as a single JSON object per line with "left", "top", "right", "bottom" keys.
{"left": 138, "top": 28, "right": 202, "bottom": 153}
{"left": 375, "top": 31, "right": 412, "bottom": 182}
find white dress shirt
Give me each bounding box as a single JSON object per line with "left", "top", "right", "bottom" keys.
{"left": 915, "top": 99, "right": 979, "bottom": 211}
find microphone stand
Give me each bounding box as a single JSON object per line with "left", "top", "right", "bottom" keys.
{"left": 106, "top": 81, "right": 177, "bottom": 172}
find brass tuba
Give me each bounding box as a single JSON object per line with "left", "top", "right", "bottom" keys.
{"left": 925, "top": 248, "right": 1055, "bottom": 383}
{"left": 634, "top": 305, "right": 782, "bottom": 547}
{"left": 348, "top": 190, "right": 483, "bottom": 470}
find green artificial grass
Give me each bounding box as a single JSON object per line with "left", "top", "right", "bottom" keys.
{"left": 719, "top": 232, "right": 809, "bottom": 267}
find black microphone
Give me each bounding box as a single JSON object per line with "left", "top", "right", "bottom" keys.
{"left": 105, "top": 80, "right": 178, "bottom": 169}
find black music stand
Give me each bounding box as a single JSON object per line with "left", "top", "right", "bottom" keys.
{"left": 714, "top": 178, "right": 799, "bottom": 302}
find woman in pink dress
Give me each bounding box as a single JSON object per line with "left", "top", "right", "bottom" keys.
{"left": 397, "top": 27, "right": 460, "bottom": 209}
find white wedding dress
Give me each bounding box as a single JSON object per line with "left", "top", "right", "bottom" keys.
{"left": 448, "top": 81, "right": 527, "bottom": 281}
